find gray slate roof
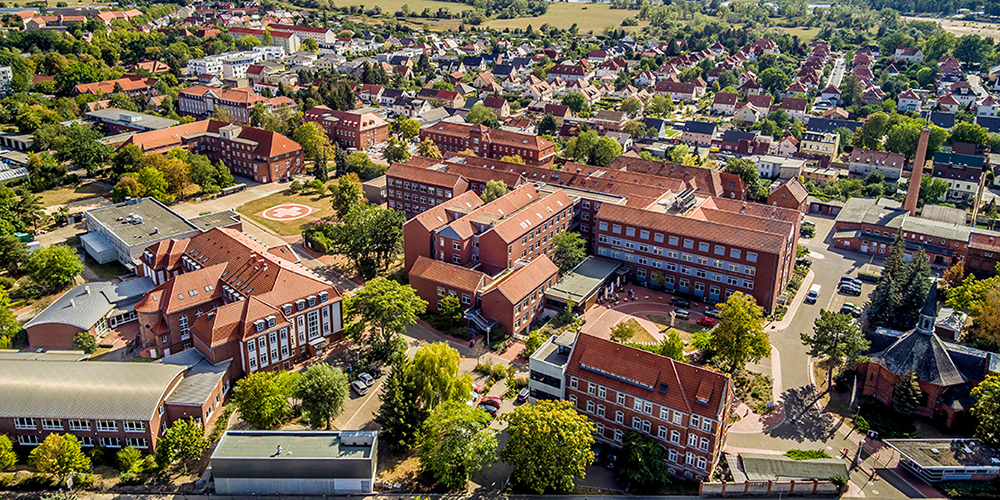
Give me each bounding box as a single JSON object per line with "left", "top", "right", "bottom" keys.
{"left": 0, "top": 360, "right": 185, "bottom": 421}
{"left": 24, "top": 277, "right": 155, "bottom": 331}
{"left": 870, "top": 328, "right": 967, "bottom": 387}
{"left": 160, "top": 349, "right": 231, "bottom": 406}
{"left": 739, "top": 453, "right": 849, "bottom": 481}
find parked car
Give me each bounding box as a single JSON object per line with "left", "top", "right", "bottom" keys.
{"left": 351, "top": 380, "right": 368, "bottom": 396}
{"left": 840, "top": 302, "right": 862, "bottom": 318}
{"left": 697, "top": 317, "right": 717, "bottom": 327}
{"left": 840, "top": 276, "right": 863, "bottom": 288}
{"left": 367, "top": 366, "right": 384, "bottom": 378}
{"left": 671, "top": 297, "right": 691, "bottom": 308}
{"left": 796, "top": 257, "right": 813, "bottom": 267}
{"left": 604, "top": 452, "right": 618, "bottom": 470}
{"left": 357, "top": 373, "right": 375, "bottom": 386}
{"left": 517, "top": 387, "right": 529, "bottom": 403}
{"left": 839, "top": 283, "right": 862, "bottom": 296}
{"left": 478, "top": 403, "right": 499, "bottom": 418}
{"left": 466, "top": 390, "right": 479, "bottom": 407}
{"left": 673, "top": 309, "right": 691, "bottom": 320}
{"left": 704, "top": 308, "right": 722, "bottom": 319}
{"left": 481, "top": 396, "right": 502, "bottom": 408}
{"left": 592, "top": 444, "right": 604, "bottom": 465}
{"left": 472, "top": 383, "right": 483, "bottom": 393}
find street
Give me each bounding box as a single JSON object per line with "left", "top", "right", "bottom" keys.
{"left": 827, "top": 56, "right": 846, "bottom": 88}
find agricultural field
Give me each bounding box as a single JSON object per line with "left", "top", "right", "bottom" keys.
{"left": 902, "top": 16, "right": 1000, "bottom": 40}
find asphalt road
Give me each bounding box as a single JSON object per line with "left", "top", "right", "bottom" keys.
{"left": 828, "top": 56, "right": 846, "bottom": 89}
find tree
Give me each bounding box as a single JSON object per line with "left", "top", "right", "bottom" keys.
{"left": 955, "top": 34, "right": 992, "bottom": 66}
{"left": 896, "top": 249, "right": 932, "bottom": 329}
{"left": 329, "top": 205, "right": 405, "bottom": 279}
{"left": 29, "top": 434, "right": 90, "bottom": 482}
{"left": 294, "top": 363, "right": 349, "bottom": 429}
{"left": 135, "top": 166, "right": 173, "bottom": 203}
{"left": 418, "top": 138, "right": 443, "bottom": 159}
{"left": 972, "top": 373, "right": 1000, "bottom": 445}
{"left": 346, "top": 277, "right": 426, "bottom": 353}
{"left": 867, "top": 235, "right": 907, "bottom": 328}
{"left": 552, "top": 231, "right": 586, "bottom": 274}
{"left": 25, "top": 244, "right": 83, "bottom": 292}
{"left": 623, "top": 120, "right": 649, "bottom": 140}
{"left": 562, "top": 93, "right": 590, "bottom": 115}
{"left": 524, "top": 329, "right": 547, "bottom": 356}
{"left": 302, "top": 38, "right": 319, "bottom": 51}
{"left": 0, "top": 435, "right": 15, "bottom": 472}
{"left": 0, "top": 234, "right": 27, "bottom": 276}
{"left": 538, "top": 114, "right": 558, "bottom": 136}
{"left": 711, "top": 292, "right": 769, "bottom": 374}
{"left": 657, "top": 330, "right": 686, "bottom": 361}
{"left": 410, "top": 342, "right": 471, "bottom": 408}
{"left": 333, "top": 143, "right": 350, "bottom": 176}
{"left": 942, "top": 261, "right": 966, "bottom": 291}
{"left": 618, "top": 432, "right": 671, "bottom": 492}
{"left": 71, "top": 332, "right": 97, "bottom": 354}
{"left": 500, "top": 155, "right": 525, "bottom": 164}
{"left": 419, "top": 400, "right": 498, "bottom": 489}
{"left": 313, "top": 150, "right": 329, "bottom": 182}
{"left": 918, "top": 175, "right": 949, "bottom": 207}
{"left": 853, "top": 112, "right": 889, "bottom": 150}
{"left": 111, "top": 143, "right": 145, "bottom": 178}
{"left": 116, "top": 446, "right": 142, "bottom": 474}
{"left": 620, "top": 97, "right": 643, "bottom": 116}
{"left": 346, "top": 151, "right": 385, "bottom": 181}
{"left": 465, "top": 103, "right": 498, "bottom": 127}
{"left": 376, "top": 354, "right": 429, "bottom": 449}
{"left": 53, "top": 125, "right": 112, "bottom": 176}
{"left": 232, "top": 371, "right": 293, "bottom": 429}
{"left": 950, "top": 122, "right": 991, "bottom": 147}
{"left": 480, "top": 179, "right": 509, "bottom": 203}
{"left": 0, "top": 286, "right": 19, "bottom": 349}
{"left": 331, "top": 173, "right": 363, "bottom": 219}
{"left": 724, "top": 158, "right": 768, "bottom": 198}
{"left": 646, "top": 94, "right": 674, "bottom": 117}
{"left": 293, "top": 122, "right": 328, "bottom": 160}
{"left": 801, "top": 309, "right": 869, "bottom": 389}
{"left": 610, "top": 321, "right": 636, "bottom": 343}
{"left": 396, "top": 117, "right": 421, "bottom": 140}
{"left": 112, "top": 176, "right": 144, "bottom": 202}
{"left": 383, "top": 137, "right": 411, "bottom": 164}
{"left": 892, "top": 371, "right": 923, "bottom": 416}
{"left": 758, "top": 67, "right": 790, "bottom": 95}
{"left": 438, "top": 294, "right": 463, "bottom": 329}
{"left": 589, "top": 136, "right": 623, "bottom": 167}
{"left": 501, "top": 400, "right": 594, "bottom": 494}
{"left": 154, "top": 418, "right": 209, "bottom": 473}
{"left": 563, "top": 130, "right": 599, "bottom": 163}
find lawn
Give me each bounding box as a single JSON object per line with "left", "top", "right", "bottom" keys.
{"left": 622, "top": 317, "right": 657, "bottom": 344}
{"left": 779, "top": 25, "right": 819, "bottom": 44}
{"left": 38, "top": 181, "right": 110, "bottom": 207}
{"left": 84, "top": 255, "right": 128, "bottom": 280}
{"left": 236, "top": 186, "right": 337, "bottom": 236}
{"left": 647, "top": 314, "right": 707, "bottom": 352}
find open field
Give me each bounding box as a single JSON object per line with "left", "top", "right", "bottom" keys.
{"left": 236, "top": 187, "right": 336, "bottom": 236}
{"left": 38, "top": 181, "right": 110, "bottom": 207}
{"left": 779, "top": 25, "right": 819, "bottom": 44}
{"left": 902, "top": 16, "right": 1000, "bottom": 39}
{"left": 337, "top": 0, "right": 476, "bottom": 16}
{"left": 621, "top": 317, "right": 657, "bottom": 343}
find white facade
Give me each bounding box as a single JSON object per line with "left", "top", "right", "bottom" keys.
{"left": 251, "top": 45, "right": 287, "bottom": 61}
{"left": 222, "top": 51, "right": 266, "bottom": 80}
{"left": 0, "top": 66, "right": 12, "bottom": 96}
{"left": 187, "top": 57, "right": 224, "bottom": 77}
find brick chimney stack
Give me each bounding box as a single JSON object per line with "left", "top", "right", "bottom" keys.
{"left": 904, "top": 127, "right": 931, "bottom": 216}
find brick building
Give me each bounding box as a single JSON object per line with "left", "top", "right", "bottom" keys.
{"left": 594, "top": 194, "right": 799, "bottom": 312}
{"left": 767, "top": 178, "right": 809, "bottom": 213}
{"left": 530, "top": 332, "right": 734, "bottom": 480}
{"left": 302, "top": 105, "right": 390, "bottom": 150}
{"left": 72, "top": 75, "right": 159, "bottom": 97}
{"left": 419, "top": 122, "right": 556, "bottom": 167}
{"left": 134, "top": 227, "right": 344, "bottom": 371}
{"left": 385, "top": 162, "right": 470, "bottom": 219}
{"left": 121, "top": 120, "right": 304, "bottom": 183}
{"left": 179, "top": 85, "right": 296, "bottom": 125}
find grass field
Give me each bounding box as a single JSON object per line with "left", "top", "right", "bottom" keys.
{"left": 38, "top": 182, "right": 110, "bottom": 208}
{"left": 780, "top": 25, "right": 819, "bottom": 44}
{"left": 622, "top": 317, "right": 657, "bottom": 344}
{"left": 236, "top": 187, "right": 336, "bottom": 236}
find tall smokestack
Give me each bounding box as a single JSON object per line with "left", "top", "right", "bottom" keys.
{"left": 904, "top": 127, "right": 931, "bottom": 216}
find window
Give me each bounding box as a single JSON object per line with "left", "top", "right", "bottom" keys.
{"left": 588, "top": 382, "right": 597, "bottom": 395}
{"left": 569, "top": 394, "right": 577, "bottom": 407}
{"left": 658, "top": 426, "right": 668, "bottom": 439}
{"left": 691, "top": 414, "right": 700, "bottom": 428}
{"left": 660, "top": 407, "right": 669, "bottom": 420}
{"left": 642, "top": 420, "right": 651, "bottom": 433}
{"left": 595, "top": 422, "right": 605, "bottom": 436}
{"left": 615, "top": 411, "right": 625, "bottom": 424}
{"left": 569, "top": 376, "right": 578, "bottom": 389}
{"left": 79, "top": 436, "right": 94, "bottom": 447}
{"left": 617, "top": 392, "right": 626, "bottom": 406}
{"left": 598, "top": 386, "right": 606, "bottom": 399}
{"left": 670, "top": 430, "right": 681, "bottom": 444}
{"left": 18, "top": 435, "right": 39, "bottom": 446}
{"left": 599, "top": 222, "right": 608, "bottom": 231}
{"left": 714, "top": 245, "right": 725, "bottom": 255}
{"left": 686, "top": 453, "right": 696, "bottom": 466}
{"left": 597, "top": 404, "right": 606, "bottom": 417}
{"left": 701, "top": 419, "right": 712, "bottom": 431}
{"left": 97, "top": 420, "right": 117, "bottom": 432}
{"left": 633, "top": 416, "right": 642, "bottom": 429}
{"left": 612, "top": 224, "right": 622, "bottom": 234}
{"left": 586, "top": 400, "right": 595, "bottom": 413}
{"left": 124, "top": 421, "right": 144, "bottom": 433}
{"left": 747, "top": 252, "right": 758, "bottom": 262}
{"left": 688, "top": 434, "right": 699, "bottom": 447}
{"left": 14, "top": 417, "right": 35, "bottom": 429}
{"left": 126, "top": 438, "right": 149, "bottom": 449}
{"left": 672, "top": 411, "right": 682, "bottom": 424}
{"left": 614, "top": 429, "right": 623, "bottom": 442}
{"left": 697, "top": 456, "right": 707, "bottom": 470}
{"left": 625, "top": 227, "right": 635, "bottom": 237}
{"left": 669, "top": 449, "right": 679, "bottom": 463}
{"left": 699, "top": 242, "right": 709, "bottom": 252}
{"left": 100, "top": 437, "right": 121, "bottom": 448}
{"left": 69, "top": 420, "right": 90, "bottom": 431}
{"left": 699, "top": 437, "right": 710, "bottom": 451}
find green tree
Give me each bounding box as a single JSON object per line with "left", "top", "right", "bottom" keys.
{"left": 29, "top": 434, "right": 90, "bottom": 482}
{"left": 346, "top": 277, "right": 426, "bottom": 353}
{"left": 396, "top": 117, "right": 421, "bottom": 140}
{"left": 972, "top": 373, "right": 1000, "bottom": 445}
{"left": 136, "top": 166, "right": 173, "bottom": 203}
{"left": 610, "top": 321, "right": 636, "bottom": 343}
{"left": 346, "top": 151, "right": 385, "bottom": 181}
{"left": 618, "top": 432, "right": 671, "bottom": 492}
{"left": 538, "top": 114, "right": 558, "bottom": 136}
{"left": 293, "top": 122, "right": 329, "bottom": 161}
{"left": 868, "top": 235, "right": 907, "bottom": 328}
{"left": 955, "top": 34, "right": 992, "bottom": 65}
{"left": 551, "top": 231, "right": 586, "bottom": 273}
{"left": 383, "top": 137, "right": 411, "bottom": 164}
{"left": 758, "top": 67, "right": 790, "bottom": 95}
{"left": 465, "top": 103, "right": 498, "bottom": 127}
{"left": 54, "top": 125, "right": 112, "bottom": 176}
{"left": 411, "top": 342, "right": 472, "bottom": 408}
{"left": 313, "top": 150, "right": 329, "bottom": 182}
{"left": 563, "top": 130, "right": 599, "bottom": 163}
{"left": 801, "top": 309, "right": 869, "bottom": 389}
{"left": 0, "top": 285, "right": 21, "bottom": 348}
{"left": 438, "top": 294, "right": 463, "bottom": 328}
{"left": 419, "top": 400, "right": 498, "bottom": 489}
{"left": 950, "top": 122, "right": 992, "bottom": 147}
{"left": 116, "top": 446, "right": 142, "bottom": 474}
{"left": 331, "top": 173, "right": 364, "bottom": 219}
{"left": 725, "top": 158, "right": 768, "bottom": 198}
{"left": 232, "top": 371, "right": 293, "bottom": 429}
{"left": 71, "top": 332, "right": 97, "bottom": 354}
{"left": 711, "top": 291, "right": 769, "bottom": 374}
{"left": 620, "top": 97, "right": 643, "bottom": 116}
{"left": 589, "top": 136, "right": 623, "bottom": 167}
{"left": 302, "top": 38, "right": 319, "bottom": 51}
{"left": 376, "top": 354, "right": 429, "bottom": 449}
{"left": 646, "top": 94, "right": 673, "bottom": 117}
{"left": 480, "top": 179, "right": 509, "bottom": 203}
{"left": 418, "top": 138, "right": 443, "bottom": 159}
{"left": 895, "top": 249, "right": 932, "bottom": 330}
{"left": 329, "top": 205, "right": 405, "bottom": 279}
{"left": 294, "top": 363, "right": 349, "bottom": 429}
{"left": 154, "top": 418, "right": 209, "bottom": 473}
{"left": 657, "top": 330, "right": 686, "bottom": 361}
{"left": 523, "top": 329, "right": 548, "bottom": 356}
{"left": 892, "top": 371, "right": 923, "bottom": 416}
{"left": 852, "top": 112, "right": 889, "bottom": 150}
{"left": 501, "top": 400, "right": 595, "bottom": 494}
{"left": 561, "top": 93, "right": 590, "bottom": 115}
{"left": 111, "top": 143, "right": 145, "bottom": 178}
{"left": 918, "top": 175, "right": 949, "bottom": 207}
{"left": 0, "top": 435, "right": 15, "bottom": 472}
{"left": 112, "top": 176, "right": 144, "bottom": 202}
{"left": 25, "top": 244, "right": 83, "bottom": 292}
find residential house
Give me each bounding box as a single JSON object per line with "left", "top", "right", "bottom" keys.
{"left": 848, "top": 149, "right": 906, "bottom": 181}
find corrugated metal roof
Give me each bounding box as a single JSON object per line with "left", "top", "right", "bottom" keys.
{"left": 0, "top": 360, "right": 185, "bottom": 421}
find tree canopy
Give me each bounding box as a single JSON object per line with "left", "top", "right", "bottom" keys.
{"left": 501, "top": 400, "right": 594, "bottom": 494}
{"left": 294, "top": 363, "right": 349, "bottom": 429}
{"left": 711, "top": 291, "right": 769, "bottom": 374}
{"left": 419, "top": 400, "right": 498, "bottom": 489}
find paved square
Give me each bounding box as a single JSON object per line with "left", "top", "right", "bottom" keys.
{"left": 259, "top": 203, "right": 316, "bottom": 222}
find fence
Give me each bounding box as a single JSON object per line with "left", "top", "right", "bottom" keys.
{"left": 700, "top": 480, "right": 843, "bottom": 497}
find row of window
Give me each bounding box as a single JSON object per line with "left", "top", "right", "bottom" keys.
{"left": 388, "top": 178, "right": 453, "bottom": 199}
{"left": 436, "top": 287, "right": 473, "bottom": 305}
{"left": 15, "top": 418, "right": 145, "bottom": 433}
{"left": 598, "top": 221, "right": 758, "bottom": 262}
{"left": 599, "top": 248, "right": 755, "bottom": 291}
{"left": 591, "top": 422, "right": 708, "bottom": 470}
{"left": 597, "top": 236, "right": 757, "bottom": 276}
{"left": 16, "top": 435, "right": 149, "bottom": 449}
{"left": 569, "top": 378, "right": 716, "bottom": 433}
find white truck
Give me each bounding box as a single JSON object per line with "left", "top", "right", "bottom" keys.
{"left": 806, "top": 284, "right": 822, "bottom": 304}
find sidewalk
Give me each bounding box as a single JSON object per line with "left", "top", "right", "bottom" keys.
{"left": 766, "top": 269, "right": 814, "bottom": 332}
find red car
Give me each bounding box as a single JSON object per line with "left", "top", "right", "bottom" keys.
{"left": 481, "top": 396, "right": 502, "bottom": 408}
{"left": 697, "top": 317, "right": 717, "bottom": 327}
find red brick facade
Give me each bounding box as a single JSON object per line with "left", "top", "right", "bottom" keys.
{"left": 419, "top": 122, "right": 556, "bottom": 167}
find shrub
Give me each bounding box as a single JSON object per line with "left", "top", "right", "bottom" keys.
{"left": 118, "top": 471, "right": 143, "bottom": 486}
{"left": 289, "top": 180, "right": 303, "bottom": 193}
{"left": 854, "top": 415, "right": 870, "bottom": 433}
{"left": 72, "top": 473, "right": 94, "bottom": 489}
{"left": 800, "top": 225, "right": 816, "bottom": 238}
{"left": 785, "top": 449, "right": 832, "bottom": 460}
{"left": 117, "top": 446, "right": 142, "bottom": 473}
{"left": 829, "top": 475, "right": 848, "bottom": 488}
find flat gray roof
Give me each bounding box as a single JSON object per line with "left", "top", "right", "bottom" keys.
{"left": 903, "top": 216, "right": 972, "bottom": 242}
{"left": 87, "top": 198, "right": 198, "bottom": 247}
{"left": 921, "top": 205, "right": 968, "bottom": 226}
{"left": 545, "top": 257, "right": 621, "bottom": 304}
{"left": 0, "top": 350, "right": 89, "bottom": 361}
{"left": 213, "top": 431, "right": 377, "bottom": 460}
{"left": 85, "top": 108, "right": 179, "bottom": 130}
{"left": 0, "top": 359, "right": 185, "bottom": 421}
{"left": 886, "top": 439, "right": 1000, "bottom": 468}
{"left": 186, "top": 210, "right": 241, "bottom": 231}
{"left": 740, "top": 453, "right": 849, "bottom": 481}
{"left": 160, "top": 349, "right": 231, "bottom": 406}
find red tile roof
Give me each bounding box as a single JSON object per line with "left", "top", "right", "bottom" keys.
{"left": 483, "top": 254, "right": 558, "bottom": 303}
{"left": 409, "top": 256, "right": 487, "bottom": 292}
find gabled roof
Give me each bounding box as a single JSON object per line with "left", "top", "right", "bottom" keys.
{"left": 410, "top": 256, "right": 487, "bottom": 293}
{"left": 682, "top": 120, "right": 716, "bottom": 135}
{"left": 483, "top": 254, "right": 558, "bottom": 303}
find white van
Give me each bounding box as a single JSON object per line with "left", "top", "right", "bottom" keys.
{"left": 806, "top": 284, "right": 822, "bottom": 304}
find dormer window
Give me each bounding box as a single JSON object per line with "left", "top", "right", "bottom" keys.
{"left": 283, "top": 304, "right": 293, "bottom": 315}
{"left": 296, "top": 299, "right": 306, "bottom": 311}
{"left": 254, "top": 320, "right": 265, "bottom": 332}
{"left": 308, "top": 296, "right": 317, "bottom": 307}
{"left": 267, "top": 316, "right": 276, "bottom": 328}
{"left": 319, "top": 292, "right": 328, "bottom": 303}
